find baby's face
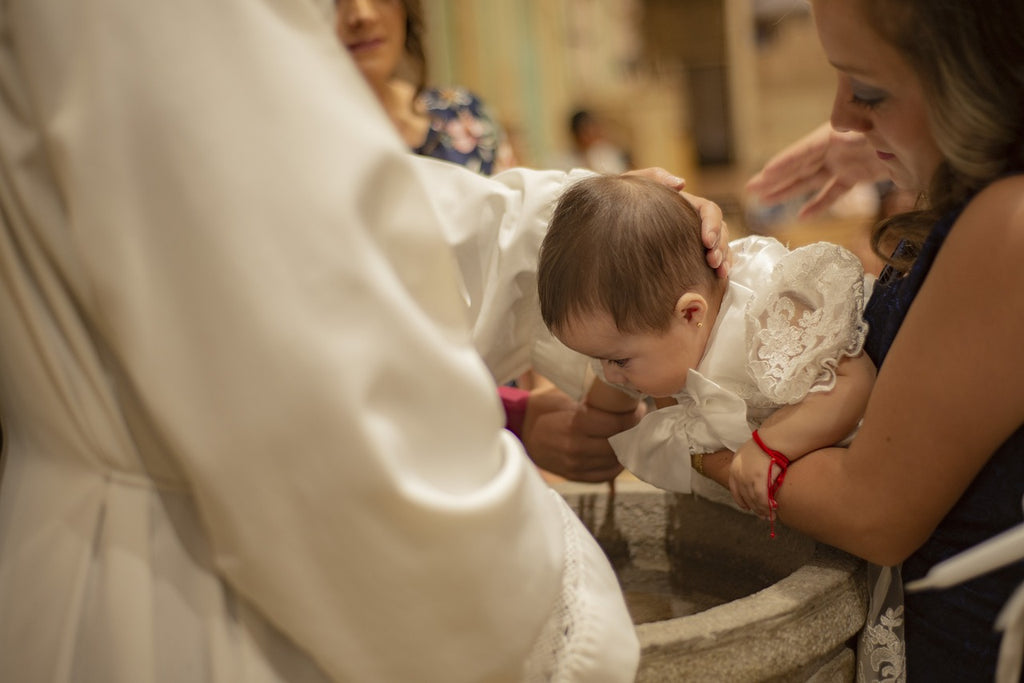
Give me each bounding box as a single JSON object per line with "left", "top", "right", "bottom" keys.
{"left": 556, "top": 309, "right": 703, "bottom": 399}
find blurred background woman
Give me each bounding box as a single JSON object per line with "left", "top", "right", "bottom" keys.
{"left": 336, "top": 0, "right": 516, "bottom": 175}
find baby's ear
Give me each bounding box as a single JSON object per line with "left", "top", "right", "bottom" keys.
{"left": 674, "top": 291, "right": 708, "bottom": 326}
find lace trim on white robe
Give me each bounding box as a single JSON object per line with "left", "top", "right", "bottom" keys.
{"left": 857, "top": 564, "right": 907, "bottom": 683}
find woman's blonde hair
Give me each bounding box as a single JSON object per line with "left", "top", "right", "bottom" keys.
{"left": 860, "top": 0, "right": 1024, "bottom": 271}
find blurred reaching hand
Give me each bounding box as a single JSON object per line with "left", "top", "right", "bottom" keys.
{"left": 746, "top": 123, "right": 890, "bottom": 219}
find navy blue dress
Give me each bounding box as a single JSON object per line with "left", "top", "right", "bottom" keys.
{"left": 863, "top": 205, "right": 1024, "bottom": 681}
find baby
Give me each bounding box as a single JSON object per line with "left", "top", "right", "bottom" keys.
{"left": 537, "top": 174, "right": 876, "bottom": 517}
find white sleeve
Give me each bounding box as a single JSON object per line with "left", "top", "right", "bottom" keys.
{"left": 15, "top": 0, "right": 635, "bottom": 680}
{"left": 726, "top": 234, "right": 793, "bottom": 289}
{"left": 411, "top": 157, "right": 596, "bottom": 396}
{"left": 745, "top": 242, "right": 870, "bottom": 404}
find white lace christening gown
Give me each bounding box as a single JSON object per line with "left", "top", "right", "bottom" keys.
{"left": 607, "top": 235, "right": 906, "bottom": 682}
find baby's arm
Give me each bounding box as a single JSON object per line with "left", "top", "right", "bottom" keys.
{"left": 729, "top": 352, "right": 876, "bottom": 516}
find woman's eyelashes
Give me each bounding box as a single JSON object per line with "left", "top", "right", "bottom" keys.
{"left": 851, "top": 94, "right": 885, "bottom": 110}
{"left": 849, "top": 81, "right": 887, "bottom": 110}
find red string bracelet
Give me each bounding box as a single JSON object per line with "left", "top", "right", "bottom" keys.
{"left": 752, "top": 429, "right": 790, "bottom": 538}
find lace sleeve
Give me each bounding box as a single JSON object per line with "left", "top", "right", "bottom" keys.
{"left": 745, "top": 242, "right": 869, "bottom": 404}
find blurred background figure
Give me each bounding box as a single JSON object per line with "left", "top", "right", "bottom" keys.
{"left": 556, "top": 108, "right": 633, "bottom": 174}
{"left": 336, "top": 0, "right": 516, "bottom": 176}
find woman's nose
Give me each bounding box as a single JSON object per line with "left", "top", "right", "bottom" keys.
{"left": 830, "top": 76, "right": 871, "bottom": 134}
{"left": 340, "top": 0, "right": 379, "bottom": 26}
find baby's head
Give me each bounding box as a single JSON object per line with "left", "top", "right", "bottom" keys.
{"left": 538, "top": 174, "right": 723, "bottom": 397}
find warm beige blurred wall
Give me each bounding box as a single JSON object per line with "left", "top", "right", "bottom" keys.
{"left": 751, "top": 9, "right": 835, "bottom": 166}
{"left": 421, "top": 1, "right": 572, "bottom": 167}
{"left": 421, "top": 0, "right": 694, "bottom": 179}
{"left": 421, "top": 1, "right": 836, "bottom": 198}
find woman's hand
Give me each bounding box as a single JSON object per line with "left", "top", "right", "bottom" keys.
{"left": 745, "top": 123, "right": 889, "bottom": 219}
{"left": 626, "top": 167, "right": 731, "bottom": 278}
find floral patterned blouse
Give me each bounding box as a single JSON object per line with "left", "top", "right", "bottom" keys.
{"left": 415, "top": 86, "right": 513, "bottom": 176}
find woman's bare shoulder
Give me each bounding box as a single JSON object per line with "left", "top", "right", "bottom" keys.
{"left": 959, "top": 174, "right": 1024, "bottom": 242}
{"left": 940, "top": 174, "right": 1024, "bottom": 290}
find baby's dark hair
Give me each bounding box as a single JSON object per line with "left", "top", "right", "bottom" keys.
{"left": 538, "top": 174, "right": 716, "bottom": 335}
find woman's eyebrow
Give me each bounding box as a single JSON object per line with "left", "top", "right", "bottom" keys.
{"left": 828, "top": 58, "right": 875, "bottom": 78}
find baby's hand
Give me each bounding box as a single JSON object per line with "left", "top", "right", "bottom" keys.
{"left": 728, "top": 439, "right": 773, "bottom": 518}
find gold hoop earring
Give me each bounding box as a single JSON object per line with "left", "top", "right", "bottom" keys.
{"left": 697, "top": 322, "right": 704, "bottom": 328}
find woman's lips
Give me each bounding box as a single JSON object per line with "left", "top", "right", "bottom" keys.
{"left": 347, "top": 38, "right": 384, "bottom": 54}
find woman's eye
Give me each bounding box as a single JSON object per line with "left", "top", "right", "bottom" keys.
{"left": 849, "top": 80, "right": 887, "bottom": 110}
{"left": 850, "top": 93, "right": 885, "bottom": 110}
{"left": 609, "top": 359, "right": 629, "bottom": 368}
